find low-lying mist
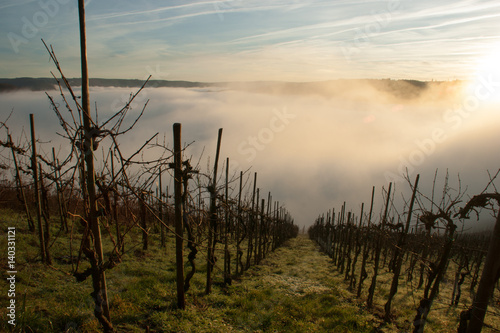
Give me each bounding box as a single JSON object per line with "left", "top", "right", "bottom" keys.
{"left": 1, "top": 80, "right": 499, "bottom": 230}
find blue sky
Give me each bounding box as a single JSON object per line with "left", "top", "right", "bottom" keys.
{"left": 1, "top": 0, "right": 500, "bottom": 81}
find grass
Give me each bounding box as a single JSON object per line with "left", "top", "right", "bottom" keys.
{"left": 319, "top": 244, "right": 500, "bottom": 333}
{"left": 1, "top": 208, "right": 499, "bottom": 332}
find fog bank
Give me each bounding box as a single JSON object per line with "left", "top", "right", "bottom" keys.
{"left": 1, "top": 82, "right": 499, "bottom": 230}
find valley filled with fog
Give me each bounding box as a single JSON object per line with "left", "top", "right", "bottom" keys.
{"left": 1, "top": 80, "right": 499, "bottom": 230}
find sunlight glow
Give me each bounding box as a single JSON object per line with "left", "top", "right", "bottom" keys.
{"left": 466, "top": 43, "right": 500, "bottom": 104}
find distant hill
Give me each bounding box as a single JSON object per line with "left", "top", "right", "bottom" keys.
{"left": 0, "top": 78, "right": 59, "bottom": 91}
{"left": 0, "top": 77, "right": 214, "bottom": 91}
{"left": 0, "top": 83, "right": 22, "bottom": 92}
{"left": 0, "top": 77, "right": 463, "bottom": 102}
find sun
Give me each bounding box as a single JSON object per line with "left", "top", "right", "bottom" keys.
{"left": 466, "top": 44, "right": 500, "bottom": 104}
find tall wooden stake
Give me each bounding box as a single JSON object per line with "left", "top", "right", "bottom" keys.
{"left": 159, "top": 165, "right": 166, "bottom": 248}
{"left": 357, "top": 186, "right": 375, "bottom": 298}
{"left": 111, "top": 153, "right": 121, "bottom": 254}
{"left": 39, "top": 162, "right": 51, "bottom": 265}
{"left": 30, "top": 114, "right": 46, "bottom": 263}
{"left": 140, "top": 192, "right": 148, "bottom": 251}
{"left": 10, "top": 134, "right": 34, "bottom": 232}
{"left": 206, "top": 128, "right": 223, "bottom": 294}
{"left": 258, "top": 197, "right": 265, "bottom": 263}
{"left": 367, "top": 182, "right": 392, "bottom": 308}
{"left": 253, "top": 188, "right": 260, "bottom": 265}
{"left": 78, "top": 0, "right": 111, "bottom": 328}
{"left": 223, "top": 158, "right": 231, "bottom": 285}
{"left": 384, "top": 175, "right": 419, "bottom": 321}
{"left": 236, "top": 171, "right": 243, "bottom": 275}
{"left": 466, "top": 197, "right": 500, "bottom": 332}
{"left": 173, "top": 123, "right": 185, "bottom": 309}
{"left": 52, "top": 147, "right": 68, "bottom": 232}
{"left": 246, "top": 172, "right": 257, "bottom": 269}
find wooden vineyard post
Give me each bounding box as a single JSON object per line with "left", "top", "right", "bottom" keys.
{"left": 38, "top": 162, "right": 51, "bottom": 265}
{"left": 236, "top": 171, "right": 243, "bottom": 275}
{"left": 272, "top": 201, "right": 279, "bottom": 251}
{"left": 258, "top": 198, "right": 265, "bottom": 263}
{"left": 412, "top": 176, "right": 458, "bottom": 333}
{"left": 173, "top": 123, "right": 185, "bottom": 309}
{"left": 466, "top": 211, "right": 500, "bottom": 332}
{"left": 335, "top": 202, "right": 346, "bottom": 268}
{"left": 246, "top": 172, "right": 257, "bottom": 270}
{"left": 259, "top": 199, "right": 266, "bottom": 264}
{"left": 265, "top": 192, "right": 272, "bottom": 258}
{"left": 182, "top": 159, "right": 198, "bottom": 294}
{"left": 159, "top": 165, "right": 166, "bottom": 248}
{"left": 78, "top": 0, "right": 112, "bottom": 329}
{"left": 367, "top": 182, "right": 392, "bottom": 308}
{"left": 165, "top": 185, "right": 170, "bottom": 252}
{"left": 331, "top": 208, "right": 338, "bottom": 263}
{"left": 206, "top": 128, "right": 223, "bottom": 294}
{"left": 330, "top": 209, "right": 336, "bottom": 257}
{"left": 140, "top": 192, "right": 148, "bottom": 251}
{"left": 384, "top": 175, "right": 419, "bottom": 322}
{"left": 343, "top": 211, "right": 353, "bottom": 279}
{"left": 349, "top": 203, "right": 364, "bottom": 290}
{"left": 253, "top": 188, "right": 260, "bottom": 265}
{"left": 460, "top": 193, "right": 500, "bottom": 333}
{"left": 110, "top": 153, "right": 122, "bottom": 254}
{"left": 9, "top": 134, "right": 35, "bottom": 232}
{"left": 52, "top": 147, "right": 68, "bottom": 232}
{"left": 30, "top": 114, "right": 46, "bottom": 263}
{"left": 223, "top": 158, "right": 231, "bottom": 285}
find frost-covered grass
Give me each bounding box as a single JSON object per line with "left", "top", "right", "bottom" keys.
{"left": 0, "top": 208, "right": 498, "bottom": 332}
{"left": 317, "top": 240, "right": 500, "bottom": 333}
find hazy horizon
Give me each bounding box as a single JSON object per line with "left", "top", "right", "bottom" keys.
{"left": 0, "top": 76, "right": 469, "bottom": 82}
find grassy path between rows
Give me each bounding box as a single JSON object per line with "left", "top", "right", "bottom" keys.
{"left": 165, "top": 234, "right": 381, "bottom": 333}
{"left": 8, "top": 219, "right": 491, "bottom": 332}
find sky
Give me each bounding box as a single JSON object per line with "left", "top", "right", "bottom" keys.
{"left": 1, "top": 0, "right": 500, "bottom": 81}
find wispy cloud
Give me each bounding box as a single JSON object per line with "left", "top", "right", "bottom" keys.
{"left": 0, "top": 0, "right": 36, "bottom": 11}
{"left": 87, "top": 1, "right": 220, "bottom": 23}
{"left": 86, "top": 1, "right": 290, "bottom": 27}
{"left": 1, "top": 0, "right": 500, "bottom": 80}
